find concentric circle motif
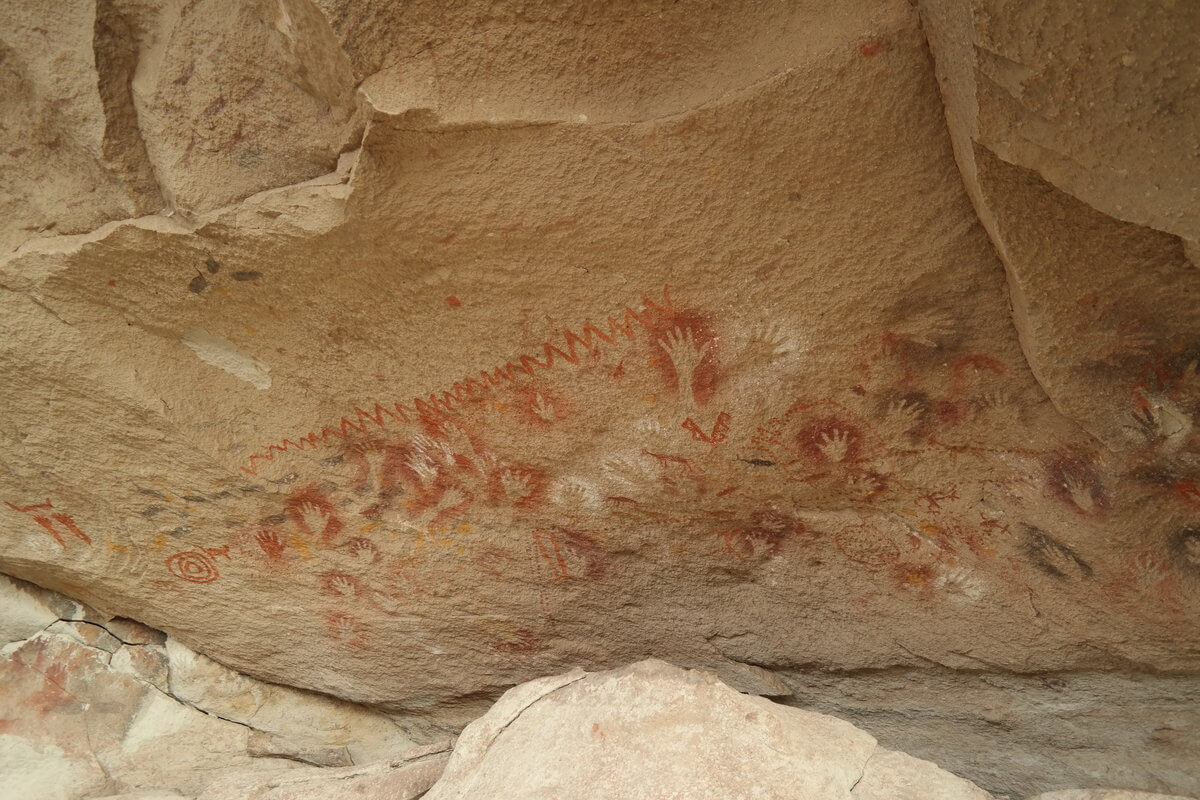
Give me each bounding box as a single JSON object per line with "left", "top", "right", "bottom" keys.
{"left": 166, "top": 549, "right": 220, "bottom": 584}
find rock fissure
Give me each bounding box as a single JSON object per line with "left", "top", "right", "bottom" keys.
{"left": 3, "top": 1, "right": 1198, "bottom": 797}
{"left": 849, "top": 748, "right": 879, "bottom": 796}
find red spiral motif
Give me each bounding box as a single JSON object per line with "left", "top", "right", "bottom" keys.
{"left": 166, "top": 549, "right": 220, "bottom": 584}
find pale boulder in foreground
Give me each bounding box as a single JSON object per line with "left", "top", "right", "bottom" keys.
{"left": 424, "top": 659, "right": 995, "bottom": 800}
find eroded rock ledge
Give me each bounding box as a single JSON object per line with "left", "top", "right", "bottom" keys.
{"left": 3, "top": 576, "right": 1196, "bottom": 799}
{"left": 2, "top": 1, "right": 1198, "bottom": 798}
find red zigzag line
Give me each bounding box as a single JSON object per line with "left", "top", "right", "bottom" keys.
{"left": 5, "top": 499, "right": 54, "bottom": 513}
{"left": 239, "top": 286, "right": 674, "bottom": 475}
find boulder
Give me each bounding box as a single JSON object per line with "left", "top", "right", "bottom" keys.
{"left": 423, "top": 659, "right": 994, "bottom": 800}
{"left": 195, "top": 744, "right": 450, "bottom": 800}
{"left": 0, "top": 575, "right": 415, "bottom": 799}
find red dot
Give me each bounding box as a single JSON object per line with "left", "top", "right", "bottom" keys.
{"left": 445, "top": 295, "right": 462, "bottom": 308}
{"left": 107, "top": 279, "right": 117, "bottom": 286}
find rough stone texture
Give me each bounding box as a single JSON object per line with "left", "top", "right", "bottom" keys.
{"left": 68, "top": 746, "right": 449, "bottom": 800}
{"left": 777, "top": 667, "right": 1200, "bottom": 799}
{"left": 0, "top": 0, "right": 159, "bottom": 255}
{"left": 0, "top": 575, "right": 415, "bottom": 798}
{"left": 1032, "top": 793, "right": 1198, "bottom": 800}
{"left": 0, "top": 0, "right": 362, "bottom": 255}
{"left": 920, "top": 0, "right": 1200, "bottom": 453}
{"left": 194, "top": 746, "right": 449, "bottom": 800}
{"left": 920, "top": 1, "right": 1200, "bottom": 245}
{"left": 423, "top": 659, "right": 994, "bottom": 800}
{"left": 1, "top": 1, "right": 1198, "bottom": 798}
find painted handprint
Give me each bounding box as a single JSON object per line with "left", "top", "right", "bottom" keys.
{"left": 320, "top": 569, "right": 361, "bottom": 598}
{"left": 1133, "top": 391, "right": 1192, "bottom": 450}
{"left": 1131, "top": 552, "right": 1173, "bottom": 591}
{"left": 533, "top": 527, "right": 608, "bottom": 580}
{"left": 933, "top": 566, "right": 985, "bottom": 603}
{"left": 295, "top": 502, "right": 328, "bottom": 534}
{"left": 434, "top": 485, "right": 469, "bottom": 513}
{"left": 975, "top": 391, "right": 1020, "bottom": 425}
{"left": 659, "top": 326, "right": 712, "bottom": 406}
{"left": 1175, "top": 360, "right": 1200, "bottom": 405}
{"left": 322, "top": 572, "right": 407, "bottom": 619}
{"left": 1183, "top": 535, "right": 1200, "bottom": 570}
{"left": 416, "top": 485, "right": 473, "bottom": 530}
{"left": 550, "top": 478, "right": 603, "bottom": 512}
{"left": 411, "top": 432, "right": 454, "bottom": 464}
{"left": 405, "top": 451, "right": 439, "bottom": 488}
{"left": 1164, "top": 528, "right": 1200, "bottom": 575}
{"left": 601, "top": 455, "right": 657, "bottom": 493}
{"left": 845, "top": 471, "right": 883, "bottom": 499}
{"left": 530, "top": 393, "right": 557, "bottom": 423}
{"left": 1091, "top": 321, "right": 1155, "bottom": 366}
{"left": 353, "top": 447, "right": 388, "bottom": 493}
{"left": 368, "top": 590, "right": 407, "bottom": 617}
{"left": 255, "top": 528, "right": 287, "bottom": 560}
{"left": 746, "top": 323, "right": 798, "bottom": 364}
{"left": 285, "top": 487, "right": 344, "bottom": 544}
{"left": 500, "top": 468, "right": 536, "bottom": 504}
{"left": 1132, "top": 406, "right": 1159, "bottom": 440}
{"left": 1062, "top": 474, "right": 1097, "bottom": 513}
{"left": 325, "top": 612, "right": 366, "bottom": 647}
{"left": 888, "top": 309, "right": 955, "bottom": 348}
{"left": 438, "top": 420, "right": 478, "bottom": 460}
{"left": 434, "top": 421, "right": 499, "bottom": 475}
{"left": 1023, "top": 526, "right": 1092, "bottom": 580}
{"left": 817, "top": 429, "right": 852, "bottom": 462}
{"left": 343, "top": 537, "right": 380, "bottom": 564}
{"left": 881, "top": 399, "right": 923, "bottom": 439}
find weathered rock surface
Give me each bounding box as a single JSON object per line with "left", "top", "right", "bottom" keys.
{"left": 423, "top": 659, "right": 994, "bottom": 800}
{"left": 777, "top": 667, "right": 1200, "bottom": 799}
{"left": 0, "top": 575, "right": 416, "bottom": 799}
{"left": 1032, "top": 793, "right": 1199, "bottom": 800}
{"left": 921, "top": 0, "right": 1200, "bottom": 454}
{"left": 1, "top": 0, "right": 1198, "bottom": 798}
{"left": 0, "top": 0, "right": 361, "bottom": 255}
{"left": 194, "top": 743, "right": 450, "bottom": 800}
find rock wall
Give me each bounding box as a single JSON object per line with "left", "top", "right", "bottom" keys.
{"left": 920, "top": 0, "right": 1200, "bottom": 453}
{"left": 1, "top": 0, "right": 1197, "bottom": 797}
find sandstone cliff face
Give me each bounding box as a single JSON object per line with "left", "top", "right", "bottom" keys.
{"left": 0, "top": 0, "right": 361, "bottom": 254}
{"left": 1, "top": 1, "right": 1197, "bottom": 798}
{"left": 920, "top": 0, "right": 1200, "bottom": 455}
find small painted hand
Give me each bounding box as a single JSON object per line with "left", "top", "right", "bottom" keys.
{"left": 818, "top": 429, "right": 851, "bottom": 462}
{"left": 500, "top": 469, "right": 535, "bottom": 504}
{"left": 530, "top": 394, "right": 557, "bottom": 423}
{"left": 659, "top": 327, "right": 712, "bottom": 405}
{"left": 1062, "top": 474, "right": 1096, "bottom": 513}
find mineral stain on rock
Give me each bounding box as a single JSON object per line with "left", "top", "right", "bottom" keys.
{"left": 1, "top": 1, "right": 1199, "bottom": 798}
{"left": 179, "top": 329, "right": 272, "bottom": 390}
